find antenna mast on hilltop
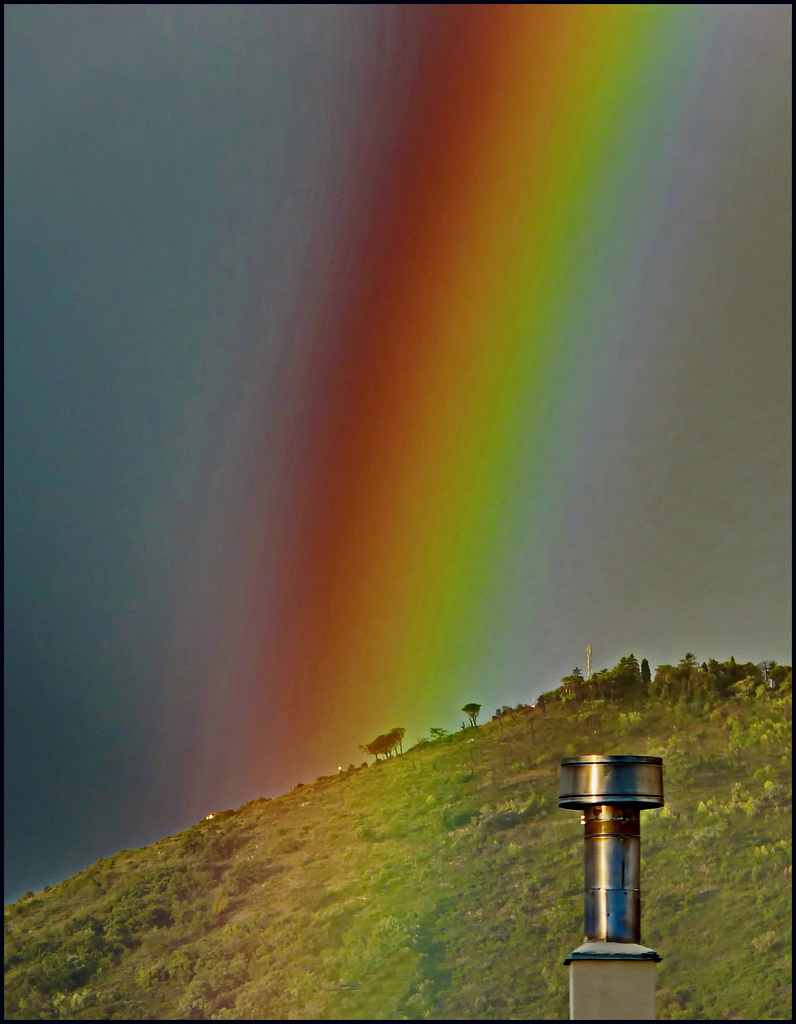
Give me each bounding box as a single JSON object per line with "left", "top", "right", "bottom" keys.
{"left": 586, "top": 645, "right": 592, "bottom": 680}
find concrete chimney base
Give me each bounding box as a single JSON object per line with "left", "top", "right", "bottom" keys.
{"left": 565, "top": 941, "right": 660, "bottom": 1020}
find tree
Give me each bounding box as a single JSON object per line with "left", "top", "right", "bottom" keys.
{"left": 640, "top": 658, "right": 651, "bottom": 687}
{"left": 707, "top": 659, "right": 735, "bottom": 698}
{"left": 561, "top": 669, "right": 585, "bottom": 703}
{"left": 359, "top": 736, "right": 386, "bottom": 760}
{"left": 388, "top": 727, "right": 405, "bottom": 755}
{"left": 769, "top": 663, "right": 792, "bottom": 690}
{"left": 648, "top": 664, "right": 676, "bottom": 705}
{"left": 609, "top": 654, "right": 642, "bottom": 704}
{"left": 590, "top": 667, "right": 617, "bottom": 701}
{"left": 462, "top": 703, "right": 481, "bottom": 728}
{"left": 360, "top": 728, "right": 405, "bottom": 761}
{"left": 679, "top": 652, "right": 699, "bottom": 674}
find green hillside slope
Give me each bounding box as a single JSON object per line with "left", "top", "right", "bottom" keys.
{"left": 5, "top": 679, "right": 791, "bottom": 1020}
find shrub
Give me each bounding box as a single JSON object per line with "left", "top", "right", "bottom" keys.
{"left": 440, "top": 806, "right": 476, "bottom": 831}
{"left": 480, "top": 807, "right": 521, "bottom": 833}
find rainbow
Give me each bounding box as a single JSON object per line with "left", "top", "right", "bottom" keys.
{"left": 227, "top": 5, "right": 714, "bottom": 788}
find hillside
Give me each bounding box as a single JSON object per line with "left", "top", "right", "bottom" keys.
{"left": 4, "top": 675, "right": 791, "bottom": 1020}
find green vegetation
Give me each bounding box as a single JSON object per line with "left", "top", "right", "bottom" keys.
{"left": 4, "top": 655, "right": 791, "bottom": 1020}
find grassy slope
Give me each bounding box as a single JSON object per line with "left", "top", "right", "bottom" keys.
{"left": 4, "top": 691, "right": 791, "bottom": 1021}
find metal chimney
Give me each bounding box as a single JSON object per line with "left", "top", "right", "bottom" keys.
{"left": 559, "top": 755, "right": 663, "bottom": 943}
{"left": 559, "top": 755, "right": 664, "bottom": 1020}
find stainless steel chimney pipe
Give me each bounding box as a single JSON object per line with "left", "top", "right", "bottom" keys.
{"left": 559, "top": 755, "right": 663, "bottom": 944}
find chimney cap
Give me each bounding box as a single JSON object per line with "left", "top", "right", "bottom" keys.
{"left": 558, "top": 754, "right": 664, "bottom": 809}
{"left": 560, "top": 754, "right": 662, "bottom": 766}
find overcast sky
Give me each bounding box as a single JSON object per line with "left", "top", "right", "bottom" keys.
{"left": 5, "top": 5, "right": 791, "bottom": 904}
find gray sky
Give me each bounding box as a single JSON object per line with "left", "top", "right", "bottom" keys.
{"left": 4, "top": 5, "right": 791, "bottom": 904}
